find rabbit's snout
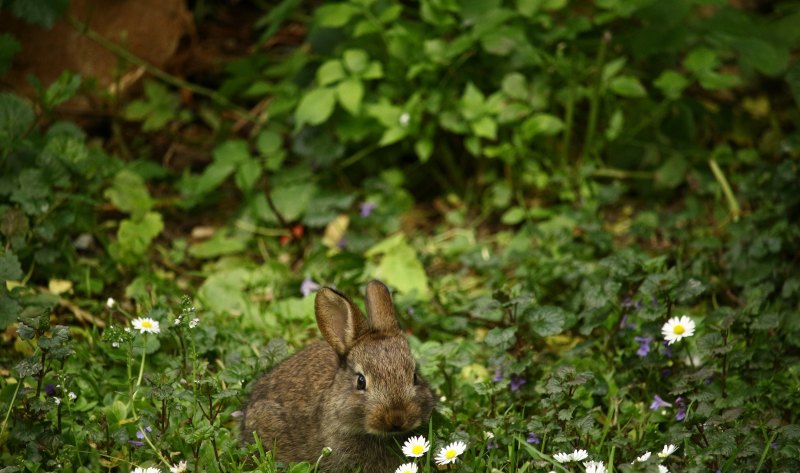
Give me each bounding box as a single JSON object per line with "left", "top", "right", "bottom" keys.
{"left": 367, "top": 396, "right": 427, "bottom": 434}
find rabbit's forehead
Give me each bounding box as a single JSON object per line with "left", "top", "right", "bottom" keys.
{"left": 350, "top": 336, "right": 416, "bottom": 374}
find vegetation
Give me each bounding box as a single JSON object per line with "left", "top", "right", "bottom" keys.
{"left": 1, "top": 0, "right": 799, "bottom": 472}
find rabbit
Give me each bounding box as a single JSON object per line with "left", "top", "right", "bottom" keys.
{"left": 241, "top": 280, "right": 435, "bottom": 473}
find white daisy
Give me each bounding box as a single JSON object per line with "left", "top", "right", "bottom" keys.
{"left": 658, "top": 465, "right": 669, "bottom": 473}
{"left": 132, "top": 317, "right": 160, "bottom": 334}
{"left": 633, "top": 451, "right": 651, "bottom": 463}
{"left": 132, "top": 467, "right": 161, "bottom": 473}
{"left": 658, "top": 444, "right": 678, "bottom": 458}
{"left": 571, "top": 449, "right": 589, "bottom": 462}
{"left": 434, "top": 440, "right": 467, "bottom": 465}
{"left": 553, "top": 451, "right": 572, "bottom": 463}
{"left": 394, "top": 462, "right": 418, "bottom": 473}
{"left": 661, "top": 315, "right": 696, "bottom": 345}
{"left": 169, "top": 461, "right": 187, "bottom": 473}
{"left": 402, "top": 435, "right": 430, "bottom": 458}
{"left": 583, "top": 460, "right": 606, "bottom": 473}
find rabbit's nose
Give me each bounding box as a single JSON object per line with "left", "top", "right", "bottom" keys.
{"left": 384, "top": 410, "right": 408, "bottom": 431}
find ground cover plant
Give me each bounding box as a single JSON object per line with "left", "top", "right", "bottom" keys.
{"left": 1, "top": 0, "right": 799, "bottom": 472}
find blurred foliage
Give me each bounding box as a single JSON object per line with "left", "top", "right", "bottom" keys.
{"left": 1, "top": 0, "right": 799, "bottom": 472}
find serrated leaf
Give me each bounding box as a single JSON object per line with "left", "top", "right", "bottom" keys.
{"left": 0, "top": 251, "right": 23, "bottom": 281}
{"left": 295, "top": 87, "right": 336, "bottom": 129}
{"left": 0, "top": 92, "right": 35, "bottom": 143}
{"left": 104, "top": 170, "right": 153, "bottom": 219}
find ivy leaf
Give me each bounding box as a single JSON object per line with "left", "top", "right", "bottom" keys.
{"left": 295, "top": 87, "right": 336, "bottom": 129}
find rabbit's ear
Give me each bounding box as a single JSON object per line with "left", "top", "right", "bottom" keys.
{"left": 365, "top": 280, "right": 399, "bottom": 333}
{"left": 316, "top": 287, "right": 368, "bottom": 356}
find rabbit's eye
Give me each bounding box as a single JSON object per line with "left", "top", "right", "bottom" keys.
{"left": 413, "top": 372, "right": 420, "bottom": 386}
{"left": 356, "top": 373, "right": 366, "bottom": 390}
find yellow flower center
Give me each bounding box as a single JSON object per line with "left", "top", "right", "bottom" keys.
{"left": 412, "top": 445, "right": 424, "bottom": 455}
{"left": 141, "top": 321, "right": 153, "bottom": 329}
{"left": 673, "top": 324, "right": 684, "bottom": 335}
{"left": 446, "top": 449, "right": 456, "bottom": 459}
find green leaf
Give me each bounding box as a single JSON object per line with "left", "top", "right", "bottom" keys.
{"left": 336, "top": 78, "right": 364, "bottom": 115}
{"left": 501, "top": 207, "right": 525, "bottom": 225}
{"left": 270, "top": 182, "right": 316, "bottom": 221}
{"left": 295, "top": 87, "right": 337, "bottom": 128}
{"left": 214, "top": 140, "right": 251, "bottom": 165}
{"left": 378, "top": 127, "right": 408, "bottom": 146}
{"left": 365, "top": 233, "right": 430, "bottom": 300}
{"left": 468, "top": 115, "right": 496, "bottom": 140}
{"left": 654, "top": 70, "right": 690, "bottom": 100}
{"left": 8, "top": 0, "right": 68, "bottom": 28}
{"left": 684, "top": 48, "right": 719, "bottom": 74}
{"left": 256, "top": 129, "right": 283, "bottom": 155}
{"left": 315, "top": 3, "right": 361, "bottom": 27}
{"left": 109, "top": 212, "right": 164, "bottom": 265}
{"left": 524, "top": 306, "right": 567, "bottom": 336}
{"left": 343, "top": 49, "right": 369, "bottom": 74}
{"left": 0, "top": 251, "right": 23, "bottom": 281}
{"left": 605, "top": 108, "right": 624, "bottom": 141}
{"left": 608, "top": 75, "right": 647, "bottom": 98}
{"left": 733, "top": 37, "right": 788, "bottom": 76}
{"left": 234, "top": 159, "right": 263, "bottom": 193}
{"left": 461, "top": 82, "right": 486, "bottom": 119}
{"left": 0, "top": 92, "right": 35, "bottom": 143}
{"left": 0, "top": 34, "right": 22, "bottom": 75}
{"left": 42, "top": 71, "right": 81, "bottom": 110}
{"left": 317, "top": 60, "right": 346, "bottom": 86}
{"left": 189, "top": 230, "right": 248, "bottom": 259}
{"left": 104, "top": 170, "right": 153, "bottom": 219}
{"left": 198, "top": 268, "right": 250, "bottom": 315}
{"left": 601, "top": 57, "right": 627, "bottom": 84}
{"left": 415, "top": 138, "right": 433, "bottom": 162}
{"left": 501, "top": 72, "right": 528, "bottom": 100}
{"left": 521, "top": 113, "right": 565, "bottom": 139}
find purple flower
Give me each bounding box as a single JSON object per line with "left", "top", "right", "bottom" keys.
{"left": 486, "top": 438, "right": 497, "bottom": 450}
{"left": 492, "top": 367, "right": 504, "bottom": 383}
{"left": 300, "top": 277, "right": 321, "bottom": 297}
{"left": 128, "top": 440, "right": 144, "bottom": 447}
{"left": 635, "top": 336, "right": 653, "bottom": 357}
{"left": 660, "top": 340, "right": 673, "bottom": 358}
{"left": 526, "top": 432, "right": 540, "bottom": 444}
{"left": 359, "top": 201, "right": 377, "bottom": 217}
{"left": 136, "top": 425, "right": 152, "bottom": 439}
{"left": 510, "top": 375, "right": 526, "bottom": 392}
{"left": 675, "top": 397, "right": 687, "bottom": 421}
{"left": 44, "top": 384, "right": 57, "bottom": 397}
{"left": 650, "top": 394, "right": 671, "bottom": 411}
{"left": 622, "top": 297, "right": 635, "bottom": 308}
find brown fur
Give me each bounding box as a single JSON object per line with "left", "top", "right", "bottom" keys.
{"left": 241, "top": 281, "right": 435, "bottom": 473}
